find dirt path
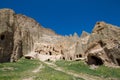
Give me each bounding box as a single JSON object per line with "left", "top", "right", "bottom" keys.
{"left": 22, "top": 64, "right": 44, "bottom": 80}
{"left": 44, "top": 61, "right": 109, "bottom": 80}
{"left": 32, "top": 64, "right": 44, "bottom": 73}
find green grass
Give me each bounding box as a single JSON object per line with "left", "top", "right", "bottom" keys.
{"left": 35, "top": 64, "right": 84, "bottom": 80}
{"left": 55, "top": 60, "right": 120, "bottom": 79}
{"left": 0, "top": 58, "right": 40, "bottom": 80}
{"left": 0, "top": 58, "right": 84, "bottom": 80}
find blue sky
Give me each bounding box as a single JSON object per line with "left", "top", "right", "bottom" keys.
{"left": 0, "top": 0, "right": 120, "bottom": 36}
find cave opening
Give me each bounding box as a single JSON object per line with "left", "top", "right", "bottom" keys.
{"left": 76, "top": 55, "right": 78, "bottom": 58}
{"left": 87, "top": 55, "right": 103, "bottom": 66}
{"left": 76, "top": 54, "right": 82, "bottom": 58}
{"left": 70, "top": 57, "right": 72, "bottom": 60}
{"left": 0, "top": 34, "right": 5, "bottom": 40}
{"left": 63, "top": 57, "right": 65, "bottom": 60}
{"left": 49, "top": 51, "right": 52, "bottom": 55}
{"left": 116, "top": 58, "right": 120, "bottom": 66}
{"left": 25, "top": 56, "right": 33, "bottom": 59}
{"left": 79, "top": 54, "right": 82, "bottom": 57}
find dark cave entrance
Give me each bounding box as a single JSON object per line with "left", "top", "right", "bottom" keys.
{"left": 0, "top": 34, "right": 5, "bottom": 40}
{"left": 70, "top": 57, "right": 72, "bottom": 60}
{"left": 49, "top": 51, "right": 52, "bottom": 55}
{"left": 25, "top": 56, "right": 33, "bottom": 59}
{"left": 87, "top": 55, "right": 103, "bottom": 66}
{"left": 76, "top": 54, "right": 82, "bottom": 58}
{"left": 116, "top": 58, "right": 120, "bottom": 66}
{"left": 62, "top": 57, "right": 65, "bottom": 60}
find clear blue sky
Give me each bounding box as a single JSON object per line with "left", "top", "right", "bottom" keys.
{"left": 0, "top": 0, "right": 120, "bottom": 35}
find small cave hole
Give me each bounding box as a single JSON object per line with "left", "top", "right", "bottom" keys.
{"left": 1, "top": 34, "right": 5, "bottom": 40}
{"left": 87, "top": 55, "right": 103, "bottom": 66}
{"left": 63, "top": 57, "right": 65, "bottom": 60}
{"left": 76, "top": 54, "right": 82, "bottom": 58}
{"left": 49, "top": 51, "right": 52, "bottom": 55}
{"left": 70, "top": 57, "right": 72, "bottom": 60}
{"left": 79, "top": 54, "right": 82, "bottom": 57}
{"left": 76, "top": 55, "right": 79, "bottom": 58}
{"left": 25, "top": 56, "right": 33, "bottom": 59}
{"left": 47, "top": 59, "right": 50, "bottom": 61}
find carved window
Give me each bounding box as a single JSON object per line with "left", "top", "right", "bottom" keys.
{"left": 63, "top": 57, "right": 65, "bottom": 60}
{"left": 79, "top": 54, "right": 82, "bottom": 57}
{"left": 49, "top": 51, "right": 52, "bottom": 55}
{"left": 70, "top": 57, "right": 72, "bottom": 60}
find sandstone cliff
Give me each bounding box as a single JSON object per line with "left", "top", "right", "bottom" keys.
{"left": 0, "top": 8, "right": 120, "bottom": 67}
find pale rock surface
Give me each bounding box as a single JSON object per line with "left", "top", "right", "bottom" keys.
{"left": 0, "top": 9, "right": 120, "bottom": 67}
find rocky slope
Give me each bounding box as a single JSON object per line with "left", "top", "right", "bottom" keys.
{"left": 0, "top": 8, "right": 120, "bottom": 67}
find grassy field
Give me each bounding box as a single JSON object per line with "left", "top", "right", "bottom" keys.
{"left": 35, "top": 63, "right": 84, "bottom": 80}
{"left": 55, "top": 60, "right": 120, "bottom": 79}
{"left": 0, "top": 58, "right": 84, "bottom": 80}
{"left": 0, "top": 58, "right": 40, "bottom": 80}
{"left": 1, "top": 58, "right": 120, "bottom": 80}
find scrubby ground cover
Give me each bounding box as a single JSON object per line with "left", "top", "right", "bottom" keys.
{"left": 55, "top": 60, "right": 120, "bottom": 79}
{"left": 0, "top": 58, "right": 84, "bottom": 80}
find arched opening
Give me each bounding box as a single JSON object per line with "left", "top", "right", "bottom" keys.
{"left": 49, "top": 51, "right": 52, "bottom": 55}
{"left": 47, "top": 59, "right": 50, "bottom": 61}
{"left": 63, "top": 57, "right": 65, "bottom": 60}
{"left": 76, "top": 54, "right": 82, "bottom": 58}
{"left": 79, "top": 54, "right": 82, "bottom": 57}
{"left": 70, "top": 57, "right": 72, "bottom": 60}
{"left": 1, "top": 34, "right": 5, "bottom": 40}
{"left": 87, "top": 55, "right": 103, "bottom": 66}
{"left": 76, "top": 55, "right": 79, "bottom": 58}
{"left": 116, "top": 58, "right": 120, "bottom": 66}
{"left": 25, "top": 56, "right": 33, "bottom": 59}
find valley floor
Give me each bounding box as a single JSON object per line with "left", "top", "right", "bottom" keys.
{"left": 0, "top": 58, "right": 119, "bottom": 80}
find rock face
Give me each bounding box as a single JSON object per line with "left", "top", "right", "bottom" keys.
{"left": 85, "top": 22, "right": 120, "bottom": 66}
{"left": 0, "top": 8, "right": 56, "bottom": 62}
{"left": 0, "top": 8, "right": 120, "bottom": 67}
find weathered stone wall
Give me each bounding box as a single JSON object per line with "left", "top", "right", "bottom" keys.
{"left": 0, "top": 9, "right": 56, "bottom": 62}
{"left": 0, "top": 9, "right": 14, "bottom": 62}
{"left": 85, "top": 22, "right": 120, "bottom": 66}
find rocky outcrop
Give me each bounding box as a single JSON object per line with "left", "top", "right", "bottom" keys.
{"left": 0, "top": 8, "right": 120, "bottom": 67}
{"left": 80, "top": 31, "right": 89, "bottom": 38}
{"left": 85, "top": 22, "right": 120, "bottom": 66}
{"left": 0, "top": 8, "right": 56, "bottom": 62}
{"left": 0, "top": 9, "right": 14, "bottom": 62}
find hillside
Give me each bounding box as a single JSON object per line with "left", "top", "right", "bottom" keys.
{"left": 0, "top": 58, "right": 120, "bottom": 80}
{"left": 0, "top": 8, "right": 120, "bottom": 80}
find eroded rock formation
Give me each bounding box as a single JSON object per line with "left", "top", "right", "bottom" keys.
{"left": 0, "top": 8, "right": 120, "bottom": 67}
